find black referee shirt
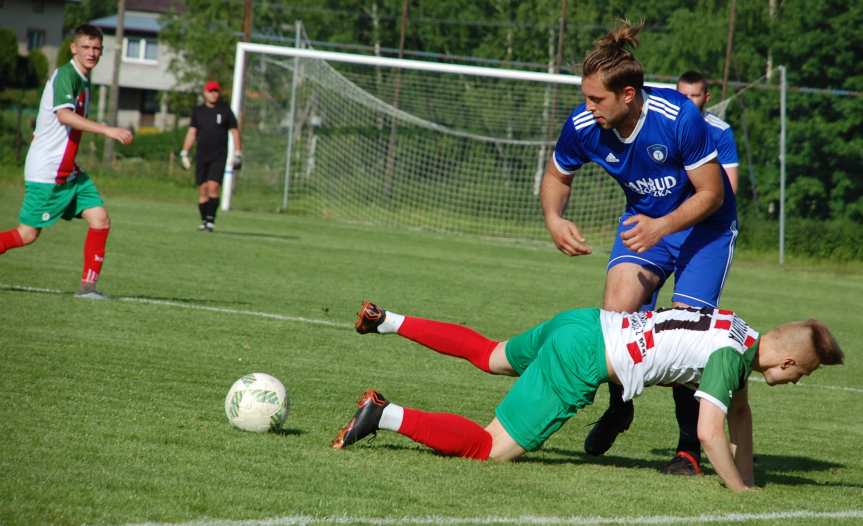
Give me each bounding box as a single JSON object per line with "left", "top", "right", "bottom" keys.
{"left": 190, "top": 102, "right": 238, "bottom": 161}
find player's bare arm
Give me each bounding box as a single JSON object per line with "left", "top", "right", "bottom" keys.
{"left": 56, "top": 109, "right": 133, "bottom": 144}
{"left": 725, "top": 165, "right": 739, "bottom": 195}
{"left": 727, "top": 386, "right": 754, "bottom": 486}
{"left": 621, "top": 159, "right": 724, "bottom": 253}
{"left": 697, "top": 398, "right": 751, "bottom": 492}
{"left": 540, "top": 162, "right": 591, "bottom": 256}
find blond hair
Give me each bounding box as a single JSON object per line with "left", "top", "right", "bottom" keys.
{"left": 582, "top": 20, "right": 644, "bottom": 93}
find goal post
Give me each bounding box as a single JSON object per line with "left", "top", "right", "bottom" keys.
{"left": 223, "top": 42, "right": 675, "bottom": 243}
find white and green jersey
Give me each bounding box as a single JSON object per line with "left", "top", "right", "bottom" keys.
{"left": 25, "top": 60, "right": 91, "bottom": 184}
{"left": 601, "top": 307, "right": 760, "bottom": 413}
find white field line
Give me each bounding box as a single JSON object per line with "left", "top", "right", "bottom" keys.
{"left": 119, "top": 510, "right": 863, "bottom": 526}
{"left": 0, "top": 283, "right": 349, "bottom": 329}
{"left": 3, "top": 282, "right": 860, "bottom": 394}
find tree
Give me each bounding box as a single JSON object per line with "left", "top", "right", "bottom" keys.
{"left": 159, "top": 1, "right": 248, "bottom": 91}
{"left": 63, "top": 0, "right": 115, "bottom": 33}
{"left": 0, "top": 28, "right": 18, "bottom": 89}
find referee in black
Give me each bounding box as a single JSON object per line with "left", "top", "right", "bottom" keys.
{"left": 180, "top": 80, "right": 242, "bottom": 232}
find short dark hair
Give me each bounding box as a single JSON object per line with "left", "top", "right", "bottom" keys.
{"left": 73, "top": 24, "right": 103, "bottom": 42}
{"left": 677, "top": 70, "right": 707, "bottom": 87}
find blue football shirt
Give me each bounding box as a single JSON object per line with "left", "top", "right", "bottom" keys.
{"left": 704, "top": 112, "right": 739, "bottom": 170}
{"left": 553, "top": 86, "right": 736, "bottom": 226}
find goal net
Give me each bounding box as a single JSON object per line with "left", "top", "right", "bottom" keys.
{"left": 228, "top": 43, "right": 674, "bottom": 243}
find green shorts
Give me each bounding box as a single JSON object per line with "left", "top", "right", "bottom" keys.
{"left": 496, "top": 308, "right": 609, "bottom": 451}
{"left": 18, "top": 174, "right": 104, "bottom": 228}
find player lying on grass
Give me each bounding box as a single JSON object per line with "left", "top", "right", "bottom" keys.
{"left": 332, "top": 301, "right": 843, "bottom": 492}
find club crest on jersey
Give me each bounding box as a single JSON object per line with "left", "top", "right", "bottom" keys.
{"left": 647, "top": 144, "right": 668, "bottom": 164}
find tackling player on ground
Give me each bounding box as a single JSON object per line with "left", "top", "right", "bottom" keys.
{"left": 540, "top": 20, "right": 738, "bottom": 474}
{"left": 333, "top": 301, "right": 843, "bottom": 492}
{"left": 0, "top": 24, "right": 133, "bottom": 299}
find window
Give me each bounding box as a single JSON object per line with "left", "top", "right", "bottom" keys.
{"left": 32, "top": 0, "right": 44, "bottom": 13}
{"left": 27, "top": 29, "right": 46, "bottom": 51}
{"left": 123, "top": 37, "right": 158, "bottom": 63}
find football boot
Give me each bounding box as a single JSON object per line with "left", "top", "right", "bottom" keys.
{"left": 355, "top": 300, "right": 386, "bottom": 334}
{"left": 331, "top": 389, "right": 389, "bottom": 449}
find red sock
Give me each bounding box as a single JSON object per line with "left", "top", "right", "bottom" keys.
{"left": 398, "top": 408, "right": 492, "bottom": 460}
{"left": 0, "top": 228, "right": 24, "bottom": 254}
{"left": 398, "top": 317, "right": 498, "bottom": 372}
{"left": 81, "top": 227, "right": 110, "bottom": 284}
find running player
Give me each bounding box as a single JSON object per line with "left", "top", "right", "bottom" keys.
{"left": 677, "top": 70, "right": 740, "bottom": 193}
{"left": 0, "top": 24, "right": 134, "bottom": 299}
{"left": 540, "top": 20, "right": 738, "bottom": 474}
{"left": 333, "top": 301, "right": 843, "bottom": 492}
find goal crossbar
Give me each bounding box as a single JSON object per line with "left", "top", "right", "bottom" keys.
{"left": 221, "top": 42, "right": 674, "bottom": 210}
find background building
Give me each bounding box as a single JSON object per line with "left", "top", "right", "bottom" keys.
{"left": 0, "top": 0, "right": 69, "bottom": 72}
{"left": 89, "top": 0, "right": 185, "bottom": 131}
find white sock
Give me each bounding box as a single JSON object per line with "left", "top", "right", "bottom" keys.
{"left": 378, "top": 403, "right": 404, "bottom": 431}
{"left": 378, "top": 311, "right": 405, "bottom": 334}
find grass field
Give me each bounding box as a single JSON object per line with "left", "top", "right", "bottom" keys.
{"left": 1, "top": 174, "right": 862, "bottom": 526}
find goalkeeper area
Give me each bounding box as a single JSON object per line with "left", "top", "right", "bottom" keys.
{"left": 228, "top": 44, "right": 680, "bottom": 243}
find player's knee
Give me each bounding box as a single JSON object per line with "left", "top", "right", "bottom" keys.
{"left": 85, "top": 208, "right": 110, "bottom": 229}
{"left": 17, "top": 225, "right": 40, "bottom": 245}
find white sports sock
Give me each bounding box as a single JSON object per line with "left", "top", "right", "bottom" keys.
{"left": 377, "top": 311, "right": 405, "bottom": 334}
{"left": 378, "top": 403, "right": 404, "bottom": 431}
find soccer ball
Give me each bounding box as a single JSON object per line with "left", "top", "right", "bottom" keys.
{"left": 224, "top": 373, "right": 290, "bottom": 432}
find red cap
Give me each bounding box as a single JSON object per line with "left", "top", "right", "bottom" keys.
{"left": 204, "top": 80, "right": 221, "bottom": 92}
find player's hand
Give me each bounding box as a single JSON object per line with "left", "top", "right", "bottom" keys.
{"left": 180, "top": 150, "right": 191, "bottom": 170}
{"left": 620, "top": 214, "right": 669, "bottom": 253}
{"left": 106, "top": 127, "right": 133, "bottom": 145}
{"left": 232, "top": 151, "right": 243, "bottom": 170}
{"left": 546, "top": 217, "right": 592, "bottom": 256}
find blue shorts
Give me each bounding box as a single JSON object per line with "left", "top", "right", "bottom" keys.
{"left": 608, "top": 214, "right": 738, "bottom": 309}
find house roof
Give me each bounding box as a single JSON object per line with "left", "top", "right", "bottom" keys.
{"left": 90, "top": 12, "right": 162, "bottom": 34}
{"left": 126, "top": 0, "right": 183, "bottom": 14}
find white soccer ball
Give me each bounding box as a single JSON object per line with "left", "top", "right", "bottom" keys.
{"left": 224, "top": 373, "right": 290, "bottom": 433}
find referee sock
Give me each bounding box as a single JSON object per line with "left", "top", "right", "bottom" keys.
{"left": 398, "top": 407, "right": 492, "bottom": 460}
{"left": 0, "top": 228, "right": 24, "bottom": 254}
{"left": 198, "top": 201, "right": 208, "bottom": 222}
{"left": 81, "top": 227, "right": 110, "bottom": 284}
{"left": 205, "top": 197, "right": 220, "bottom": 223}
{"left": 398, "top": 316, "right": 498, "bottom": 373}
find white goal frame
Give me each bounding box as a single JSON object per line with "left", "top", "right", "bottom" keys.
{"left": 221, "top": 42, "right": 674, "bottom": 211}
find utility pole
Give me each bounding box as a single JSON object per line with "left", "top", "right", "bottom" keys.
{"left": 383, "top": 0, "right": 409, "bottom": 197}
{"left": 103, "top": 0, "right": 125, "bottom": 166}
{"left": 242, "top": 0, "right": 253, "bottom": 41}
{"left": 721, "top": 0, "right": 737, "bottom": 100}
{"left": 549, "top": 0, "right": 567, "bottom": 133}
{"left": 766, "top": 0, "right": 776, "bottom": 80}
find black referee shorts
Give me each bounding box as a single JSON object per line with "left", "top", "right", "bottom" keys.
{"left": 195, "top": 155, "right": 228, "bottom": 185}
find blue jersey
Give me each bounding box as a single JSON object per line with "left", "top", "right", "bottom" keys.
{"left": 704, "top": 112, "right": 739, "bottom": 170}
{"left": 553, "top": 87, "right": 736, "bottom": 226}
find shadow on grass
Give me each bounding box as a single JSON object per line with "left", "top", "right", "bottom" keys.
{"left": 116, "top": 293, "right": 252, "bottom": 306}
{"left": 214, "top": 230, "right": 300, "bottom": 242}
{"left": 274, "top": 427, "right": 306, "bottom": 437}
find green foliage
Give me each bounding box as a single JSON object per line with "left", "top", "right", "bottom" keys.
{"left": 56, "top": 36, "right": 73, "bottom": 67}
{"left": 0, "top": 28, "right": 17, "bottom": 88}
{"left": 158, "top": 1, "right": 247, "bottom": 93}
{"left": 27, "top": 49, "right": 49, "bottom": 86}
{"left": 63, "top": 0, "right": 115, "bottom": 34}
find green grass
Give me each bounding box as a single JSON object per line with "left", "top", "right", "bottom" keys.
{"left": 0, "top": 172, "right": 862, "bottom": 526}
